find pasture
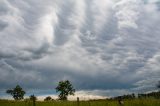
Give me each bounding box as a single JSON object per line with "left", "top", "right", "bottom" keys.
{"left": 0, "top": 98, "right": 160, "bottom": 106}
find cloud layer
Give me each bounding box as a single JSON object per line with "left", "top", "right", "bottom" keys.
{"left": 0, "top": 0, "right": 160, "bottom": 98}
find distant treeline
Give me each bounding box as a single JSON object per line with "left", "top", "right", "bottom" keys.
{"left": 112, "top": 91, "right": 160, "bottom": 100}
{"left": 138, "top": 91, "right": 160, "bottom": 99}
{"left": 112, "top": 93, "right": 136, "bottom": 100}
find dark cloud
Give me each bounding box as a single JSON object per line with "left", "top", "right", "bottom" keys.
{"left": 0, "top": 0, "right": 160, "bottom": 98}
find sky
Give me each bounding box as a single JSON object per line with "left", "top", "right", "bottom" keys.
{"left": 0, "top": 0, "right": 160, "bottom": 100}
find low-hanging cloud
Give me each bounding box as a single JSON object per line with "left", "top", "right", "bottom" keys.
{"left": 0, "top": 0, "right": 160, "bottom": 97}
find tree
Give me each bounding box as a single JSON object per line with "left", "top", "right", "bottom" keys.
{"left": 29, "top": 95, "right": 37, "bottom": 101}
{"left": 44, "top": 96, "right": 53, "bottom": 101}
{"left": 55, "top": 80, "right": 75, "bottom": 100}
{"left": 6, "top": 85, "right": 25, "bottom": 100}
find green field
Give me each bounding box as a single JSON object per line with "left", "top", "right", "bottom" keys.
{"left": 0, "top": 98, "right": 160, "bottom": 106}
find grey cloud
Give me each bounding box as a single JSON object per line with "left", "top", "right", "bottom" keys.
{"left": 0, "top": 21, "right": 8, "bottom": 31}
{"left": 0, "top": 0, "right": 10, "bottom": 15}
{"left": 54, "top": 1, "right": 76, "bottom": 45}
{"left": 0, "top": 0, "right": 160, "bottom": 97}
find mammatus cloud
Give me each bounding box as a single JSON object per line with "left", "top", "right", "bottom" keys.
{"left": 0, "top": 0, "right": 160, "bottom": 99}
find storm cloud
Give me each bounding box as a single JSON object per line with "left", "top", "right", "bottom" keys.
{"left": 0, "top": 0, "right": 160, "bottom": 98}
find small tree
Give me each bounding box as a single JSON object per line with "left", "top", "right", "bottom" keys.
{"left": 44, "top": 96, "right": 52, "bottom": 101}
{"left": 29, "top": 95, "right": 37, "bottom": 101}
{"left": 55, "top": 80, "right": 75, "bottom": 100}
{"left": 6, "top": 85, "right": 25, "bottom": 100}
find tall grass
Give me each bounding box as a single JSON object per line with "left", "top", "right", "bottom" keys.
{"left": 0, "top": 98, "right": 160, "bottom": 106}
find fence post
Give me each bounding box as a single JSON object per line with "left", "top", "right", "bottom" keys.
{"left": 77, "top": 97, "right": 79, "bottom": 106}
{"left": 33, "top": 94, "right": 36, "bottom": 106}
